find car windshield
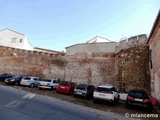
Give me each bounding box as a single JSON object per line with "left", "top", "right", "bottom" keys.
{"left": 59, "top": 81, "right": 71, "bottom": 86}
{"left": 96, "top": 87, "right": 112, "bottom": 92}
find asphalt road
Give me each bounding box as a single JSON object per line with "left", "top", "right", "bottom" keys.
{"left": 0, "top": 85, "right": 132, "bottom": 120}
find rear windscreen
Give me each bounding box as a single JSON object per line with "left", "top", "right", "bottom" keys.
{"left": 23, "top": 77, "right": 31, "bottom": 80}
{"left": 42, "top": 79, "right": 52, "bottom": 82}
{"left": 96, "top": 87, "right": 111, "bottom": 92}
{"left": 130, "top": 92, "right": 143, "bottom": 99}
{"left": 59, "top": 81, "right": 71, "bottom": 86}
{"left": 76, "top": 85, "right": 86, "bottom": 90}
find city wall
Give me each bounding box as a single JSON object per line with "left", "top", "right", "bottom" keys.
{"left": 0, "top": 46, "right": 117, "bottom": 87}
{"left": 0, "top": 34, "right": 150, "bottom": 92}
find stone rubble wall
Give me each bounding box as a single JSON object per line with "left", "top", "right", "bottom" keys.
{"left": 0, "top": 34, "right": 150, "bottom": 93}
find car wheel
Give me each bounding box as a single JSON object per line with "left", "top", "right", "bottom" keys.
{"left": 69, "top": 90, "right": 73, "bottom": 95}
{"left": 125, "top": 102, "right": 129, "bottom": 108}
{"left": 112, "top": 99, "right": 116, "bottom": 106}
{"left": 148, "top": 107, "right": 152, "bottom": 112}
{"left": 86, "top": 95, "right": 91, "bottom": 100}
{"left": 117, "top": 95, "right": 120, "bottom": 102}
{"left": 147, "top": 105, "right": 152, "bottom": 112}
{"left": 50, "top": 86, "right": 53, "bottom": 91}
{"left": 30, "top": 83, "right": 34, "bottom": 88}
{"left": 15, "top": 82, "right": 19, "bottom": 86}
{"left": 93, "top": 98, "right": 97, "bottom": 103}
{"left": 73, "top": 94, "right": 77, "bottom": 98}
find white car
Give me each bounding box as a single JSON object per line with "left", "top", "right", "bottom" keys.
{"left": 20, "top": 76, "right": 40, "bottom": 87}
{"left": 93, "top": 85, "right": 119, "bottom": 105}
{"left": 38, "top": 78, "right": 59, "bottom": 90}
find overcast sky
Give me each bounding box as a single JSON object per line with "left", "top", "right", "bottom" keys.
{"left": 0, "top": 0, "right": 159, "bottom": 51}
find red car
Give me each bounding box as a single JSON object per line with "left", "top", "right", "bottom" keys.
{"left": 56, "top": 81, "right": 76, "bottom": 94}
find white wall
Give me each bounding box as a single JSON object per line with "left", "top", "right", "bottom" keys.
{"left": 0, "top": 29, "right": 33, "bottom": 50}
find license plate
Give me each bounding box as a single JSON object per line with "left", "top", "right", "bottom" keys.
{"left": 99, "top": 94, "right": 105, "bottom": 97}
{"left": 134, "top": 98, "right": 143, "bottom": 102}
{"left": 77, "top": 92, "right": 82, "bottom": 94}
{"left": 61, "top": 86, "right": 65, "bottom": 89}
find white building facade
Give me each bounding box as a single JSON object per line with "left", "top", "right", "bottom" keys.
{"left": 0, "top": 28, "right": 33, "bottom": 50}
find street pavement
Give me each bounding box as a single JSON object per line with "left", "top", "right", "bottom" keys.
{"left": 0, "top": 85, "right": 134, "bottom": 120}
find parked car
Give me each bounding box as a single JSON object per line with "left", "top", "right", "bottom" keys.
{"left": 38, "top": 78, "right": 59, "bottom": 90}
{"left": 126, "top": 89, "right": 152, "bottom": 112}
{"left": 93, "top": 85, "right": 119, "bottom": 105}
{"left": 20, "top": 76, "right": 40, "bottom": 87}
{"left": 5, "top": 75, "right": 23, "bottom": 85}
{"left": 56, "top": 81, "right": 76, "bottom": 95}
{"left": 73, "top": 84, "right": 95, "bottom": 99}
{"left": 0, "top": 73, "right": 14, "bottom": 82}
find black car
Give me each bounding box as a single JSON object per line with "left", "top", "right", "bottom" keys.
{"left": 5, "top": 75, "right": 23, "bottom": 85}
{"left": 0, "top": 73, "right": 13, "bottom": 82}
{"left": 73, "top": 84, "right": 95, "bottom": 99}
{"left": 126, "top": 89, "right": 152, "bottom": 112}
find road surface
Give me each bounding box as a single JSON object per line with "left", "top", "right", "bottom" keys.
{"left": 0, "top": 85, "right": 131, "bottom": 120}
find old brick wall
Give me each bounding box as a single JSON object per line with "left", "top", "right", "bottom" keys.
{"left": 0, "top": 46, "right": 66, "bottom": 79}
{"left": 0, "top": 39, "right": 150, "bottom": 93}
{"left": 115, "top": 46, "right": 150, "bottom": 93}
{"left": 65, "top": 56, "right": 117, "bottom": 86}
{"left": 0, "top": 46, "right": 117, "bottom": 87}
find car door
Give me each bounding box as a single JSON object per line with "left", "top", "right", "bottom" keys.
{"left": 33, "top": 77, "right": 39, "bottom": 86}
{"left": 52, "top": 80, "right": 58, "bottom": 88}
{"left": 111, "top": 87, "right": 119, "bottom": 100}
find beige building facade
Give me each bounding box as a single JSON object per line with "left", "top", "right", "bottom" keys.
{"left": 66, "top": 36, "right": 117, "bottom": 56}
{"left": 147, "top": 10, "right": 160, "bottom": 101}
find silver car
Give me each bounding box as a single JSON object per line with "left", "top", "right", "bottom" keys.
{"left": 38, "top": 78, "right": 59, "bottom": 90}
{"left": 20, "top": 76, "right": 40, "bottom": 87}
{"left": 73, "top": 84, "right": 95, "bottom": 99}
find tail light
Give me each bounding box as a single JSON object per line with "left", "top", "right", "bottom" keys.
{"left": 95, "top": 90, "right": 99, "bottom": 92}
{"left": 127, "top": 96, "right": 134, "bottom": 101}
{"left": 144, "top": 99, "right": 151, "bottom": 103}
{"left": 108, "top": 92, "right": 113, "bottom": 94}
{"left": 85, "top": 88, "right": 88, "bottom": 92}
{"left": 38, "top": 82, "right": 41, "bottom": 85}
{"left": 47, "top": 83, "right": 50, "bottom": 86}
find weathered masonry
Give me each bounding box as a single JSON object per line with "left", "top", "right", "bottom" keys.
{"left": 0, "top": 34, "right": 150, "bottom": 95}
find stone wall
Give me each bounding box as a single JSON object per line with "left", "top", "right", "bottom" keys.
{"left": 116, "top": 34, "right": 147, "bottom": 53}
{"left": 65, "top": 57, "right": 117, "bottom": 86}
{"left": 115, "top": 46, "right": 151, "bottom": 93}
{"left": 0, "top": 39, "right": 150, "bottom": 93}
{"left": 0, "top": 46, "right": 66, "bottom": 79}
{"left": 0, "top": 46, "right": 117, "bottom": 87}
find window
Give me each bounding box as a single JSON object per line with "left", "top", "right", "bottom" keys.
{"left": 12, "top": 38, "right": 17, "bottom": 43}
{"left": 24, "top": 77, "right": 31, "bottom": 80}
{"left": 33, "top": 78, "right": 38, "bottom": 81}
{"left": 149, "top": 49, "right": 153, "bottom": 69}
{"left": 20, "top": 39, "right": 22, "bottom": 43}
